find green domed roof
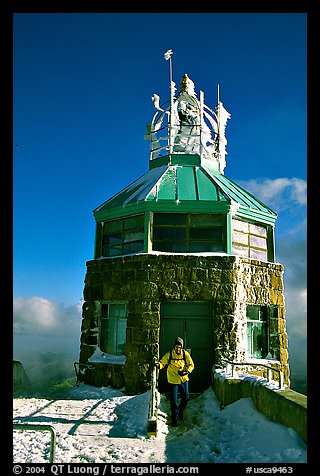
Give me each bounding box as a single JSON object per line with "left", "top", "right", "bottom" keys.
{"left": 93, "top": 154, "right": 276, "bottom": 225}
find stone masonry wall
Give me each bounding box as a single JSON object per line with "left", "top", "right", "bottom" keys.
{"left": 78, "top": 254, "right": 289, "bottom": 394}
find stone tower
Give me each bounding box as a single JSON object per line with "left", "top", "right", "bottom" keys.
{"left": 77, "top": 54, "right": 290, "bottom": 395}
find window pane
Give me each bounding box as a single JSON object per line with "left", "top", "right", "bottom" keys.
{"left": 247, "top": 322, "right": 253, "bottom": 356}
{"left": 105, "top": 318, "right": 117, "bottom": 354}
{"left": 190, "top": 227, "right": 222, "bottom": 240}
{"left": 250, "top": 224, "right": 267, "bottom": 237}
{"left": 100, "top": 304, "right": 127, "bottom": 355}
{"left": 189, "top": 242, "right": 223, "bottom": 252}
{"left": 124, "top": 230, "right": 144, "bottom": 242}
{"left": 154, "top": 242, "right": 186, "bottom": 252}
{"left": 247, "top": 305, "right": 268, "bottom": 359}
{"left": 152, "top": 213, "right": 224, "bottom": 254}
{"left": 124, "top": 215, "right": 144, "bottom": 229}
{"left": 250, "top": 235, "right": 267, "bottom": 249}
{"left": 106, "top": 245, "right": 123, "bottom": 257}
{"left": 259, "top": 306, "right": 268, "bottom": 322}
{"left": 233, "top": 219, "right": 249, "bottom": 233}
{"left": 190, "top": 228, "right": 213, "bottom": 240}
{"left": 233, "top": 230, "right": 248, "bottom": 245}
{"left": 232, "top": 243, "right": 249, "bottom": 257}
{"left": 247, "top": 305, "right": 259, "bottom": 320}
{"left": 123, "top": 241, "right": 144, "bottom": 254}
{"left": 153, "top": 227, "right": 186, "bottom": 240}
{"left": 103, "top": 233, "right": 122, "bottom": 245}
{"left": 250, "top": 248, "right": 268, "bottom": 261}
{"left": 116, "top": 319, "right": 127, "bottom": 355}
{"left": 258, "top": 322, "right": 268, "bottom": 357}
{"left": 109, "top": 303, "right": 127, "bottom": 317}
{"left": 251, "top": 322, "right": 263, "bottom": 358}
{"left": 153, "top": 213, "right": 187, "bottom": 225}
{"left": 190, "top": 214, "right": 222, "bottom": 227}
{"left": 100, "top": 305, "right": 109, "bottom": 352}
{"left": 102, "top": 215, "right": 145, "bottom": 258}
{"left": 105, "top": 220, "right": 123, "bottom": 233}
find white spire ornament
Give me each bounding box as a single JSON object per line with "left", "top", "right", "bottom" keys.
{"left": 216, "top": 94, "right": 231, "bottom": 174}
{"left": 145, "top": 51, "right": 231, "bottom": 174}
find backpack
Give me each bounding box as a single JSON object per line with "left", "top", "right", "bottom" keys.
{"left": 168, "top": 348, "right": 187, "bottom": 366}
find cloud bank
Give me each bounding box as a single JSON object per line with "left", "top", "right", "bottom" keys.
{"left": 13, "top": 297, "right": 83, "bottom": 387}
{"left": 237, "top": 177, "right": 307, "bottom": 212}
{"left": 13, "top": 296, "right": 82, "bottom": 337}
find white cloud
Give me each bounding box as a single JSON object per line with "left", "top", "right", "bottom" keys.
{"left": 13, "top": 296, "right": 82, "bottom": 337}
{"left": 237, "top": 177, "right": 307, "bottom": 212}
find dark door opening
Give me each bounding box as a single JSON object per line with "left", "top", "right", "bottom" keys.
{"left": 159, "top": 301, "right": 213, "bottom": 393}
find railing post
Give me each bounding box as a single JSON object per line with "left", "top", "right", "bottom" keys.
{"left": 220, "top": 358, "right": 283, "bottom": 390}
{"left": 148, "top": 357, "right": 158, "bottom": 436}
{"left": 279, "top": 370, "right": 284, "bottom": 389}
{"left": 267, "top": 368, "right": 272, "bottom": 382}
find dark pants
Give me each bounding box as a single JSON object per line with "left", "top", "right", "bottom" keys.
{"left": 169, "top": 381, "right": 190, "bottom": 422}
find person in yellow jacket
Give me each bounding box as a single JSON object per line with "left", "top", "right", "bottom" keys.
{"left": 155, "top": 337, "right": 194, "bottom": 427}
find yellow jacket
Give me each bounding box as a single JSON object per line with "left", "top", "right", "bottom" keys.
{"left": 159, "top": 348, "right": 194, "bottom": 384}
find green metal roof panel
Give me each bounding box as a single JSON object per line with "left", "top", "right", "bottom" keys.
{"left": 94, "top": 165, "right": 167, "bottom": 213}
{"left": 196, "top": 168, "right": 219, "bottom": 201}
{"left": 177, "top": 167, "right": 197, "bottom": 200}
{"left": 94, "top": 156, "right": 276, "bottom": 224}
{"left": 154, "top": 168, "right": 177, "bottom": 200}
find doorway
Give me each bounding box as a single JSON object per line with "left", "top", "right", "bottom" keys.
{"left": 158, "top": 301, "right": 213, "bottom": 393}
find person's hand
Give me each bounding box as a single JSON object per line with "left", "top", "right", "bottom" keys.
{"left": 178, "top": 369, "right": 189, "bottom": 376}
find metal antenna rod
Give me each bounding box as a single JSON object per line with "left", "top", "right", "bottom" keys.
{"left": 217, "top": 83, "right": 221, "bottom": 162}
{"left": 164, "top": 49, "right": 174, "bottom": 153}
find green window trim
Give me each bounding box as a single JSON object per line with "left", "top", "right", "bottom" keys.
{"left": 101, "top": 214, "right": 145, "bottom": 257}
{"left": 152, "top": 212, "right": 226, "bottom": 253}
{"left": 100, "top": 303, "right": 128, "bottom": 356}
{"left": 246, "top": 305, "right": 269, "bottom": 359}
{"left": 232, "top": 218, "right": 273, "bottom": 262}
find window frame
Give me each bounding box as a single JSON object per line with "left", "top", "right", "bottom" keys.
{"left": 152, "top": 212, "right": 226, "bottom": 253}
{"left": 99, "top": 302, "right": 128, "bottom": 356}
{"left": 101, "top": 214, "right": 145, "bottom": 257}
{"left": 246, "top": 304, "right": 269, "bottom": 359}
{"left": 232, "top": 218, "right": 272, "bottom": 262}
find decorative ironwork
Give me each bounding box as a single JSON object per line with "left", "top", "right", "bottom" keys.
{"left": 145, "top": 50, "right": 231, "bottom": 174}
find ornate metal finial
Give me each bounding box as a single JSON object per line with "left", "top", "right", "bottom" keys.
{"left": 145, "top": 53, "right": 231, "bottom": 174}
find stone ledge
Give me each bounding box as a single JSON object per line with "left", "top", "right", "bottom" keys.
{"left": 212, "top": 369, "right": 307, "bottom": 442}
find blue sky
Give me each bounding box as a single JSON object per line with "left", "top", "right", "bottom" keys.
{"left": 13, "top": 13, "right": 307, "bottom": 392}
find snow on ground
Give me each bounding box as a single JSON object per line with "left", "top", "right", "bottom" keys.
{"left": 13, "top": 379, "right": 307, "bottom": 464}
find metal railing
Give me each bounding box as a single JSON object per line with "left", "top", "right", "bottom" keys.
{"left": 219, "top": 358, "right": 284, "bottom": 389}
{"left": 13, "top": 423, "right": 57, "bottom": 463}
{"left": 73, "top": 361, "right": 93, "bottom": 386}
